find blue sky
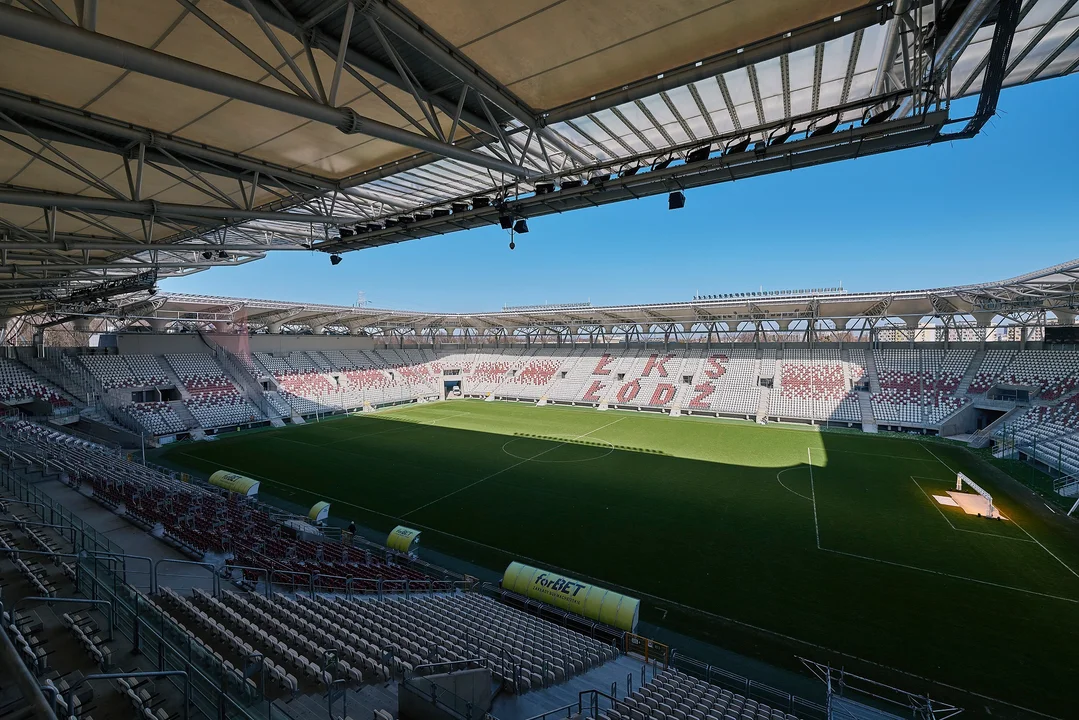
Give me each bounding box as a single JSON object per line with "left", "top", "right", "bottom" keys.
{"left": 162, "top": 74, "right": 1079, "bottom": 312}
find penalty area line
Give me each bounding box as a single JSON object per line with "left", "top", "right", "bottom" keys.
{"left": 400, "top": 416, "right": 627, "bottom": 518}
{"left": 922, "top": 442, "right": 1079, "bottom": 579}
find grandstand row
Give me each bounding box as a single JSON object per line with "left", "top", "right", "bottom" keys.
{"left": 9, "top": 342, "right": 1079, "bottom": 475}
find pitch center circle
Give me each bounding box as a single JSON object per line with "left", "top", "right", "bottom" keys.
{"left": 501, "top": 436, "right": 615, "bottom": 463}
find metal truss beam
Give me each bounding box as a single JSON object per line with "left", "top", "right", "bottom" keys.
{"left": 0, "top": 5, "right": 534, "bottom": 179}
{"left": 0, "top": 91, "right": 337, "bottom": 192}
{"left": 336, "top": 106, "right": 945, "bottom": 252}
{"left": 542, "top": 1, "right": 895, "bottom": 125}
{"left": 0, "top": 186, "right": 361, "bottom": 224}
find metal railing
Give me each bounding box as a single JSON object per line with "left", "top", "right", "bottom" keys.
{"left": 672, "top": 654, "right": 827, "bottom": 719}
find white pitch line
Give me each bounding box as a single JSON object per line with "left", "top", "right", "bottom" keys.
{"left": 400, "top": 417, "right": 627, "bottom": 518}
{"left": 821, "top": 546, "right": 1079, "bottom": 605}
{"left": 808, "top": 447, "right": 820, "bottom": 548}
{"left": 775, "top": 466, "right": 813, "bottom": 502}
{"left": 921, "top": 442, "right": 1079, "bottom": 579}
{"left": 909, "top": 475, "right": 1034, "bottom": 543}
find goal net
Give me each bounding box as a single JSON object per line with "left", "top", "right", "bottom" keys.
{"left": 955, "top": 472, "right": 999, "bottom": 519}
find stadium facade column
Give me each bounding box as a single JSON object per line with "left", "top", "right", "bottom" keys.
{"left": 311, "top": 325, "right": 326, "bottom": 335}
{"left": 268, "top": 322, "right": 283, "bottom": 334}
{"left": 148, "top": 318, "right": 168, "bottom": 333}
{"left": 972, "top": 312, "right": 995, "bottom": 348}
{"left": 212, "top": 322, "right": 228, "bottom": 333}
{"left": 1054, "top": 310, "right": 1075, "bottom": 327}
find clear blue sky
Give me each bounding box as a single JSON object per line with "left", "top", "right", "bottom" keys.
{"left": 162, "top": 74, "right": 1079, "bottom": 312}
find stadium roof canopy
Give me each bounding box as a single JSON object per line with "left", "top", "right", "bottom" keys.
{"left": 0, "top": 0, "right": 1077, "bottom": 317}
{"left": 30, "top": 257, "right": 1074, "bottom": 341}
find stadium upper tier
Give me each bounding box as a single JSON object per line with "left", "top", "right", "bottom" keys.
{"left": 0, "top": 0, "right": 1076, "bottom": 310}
{"left": 89, "top": 257, "right": 1079, "bottom": 335}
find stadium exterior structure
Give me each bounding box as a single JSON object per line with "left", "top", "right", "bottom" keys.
{"left": 22, "top": 258, "right": 1079, "bottom": 346}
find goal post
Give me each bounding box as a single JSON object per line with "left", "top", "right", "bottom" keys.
{"left": 957, "top": 472, "right": 995, "bottom": 518}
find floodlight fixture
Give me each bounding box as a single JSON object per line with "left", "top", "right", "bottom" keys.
{"left": 499, "top": 215, "right": 514, "bottom": 230}
{"left": 668, "top": 191, "right": 685, "bottom": 210}
{"left": 513, "top": 219, "right": 529, "bottom": 234}
{"left": 329, "top": 254, "right": 342, "bottom": 266}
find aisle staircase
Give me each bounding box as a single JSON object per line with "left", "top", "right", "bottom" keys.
{"left": 756, "top": 386, "right": 770, "bottom": 423}
{"left": 863, "top": 351, "right": 882, "bottom": 394}
{"left": 955, "top": 349, "right": 986, "bottom": 395}
{"left": 858, "top": 391, "right": 877, "bottom": 433}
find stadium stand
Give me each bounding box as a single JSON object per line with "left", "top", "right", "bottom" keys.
{"left": 770, "top": 349, "right": 860, "bottom": 423}
{"left": 968, "top": 350, "right": 1017, "bottom": 394}
{"left": 606, "top": 669, "right": 798, "bottom": 720}
{"left": 0, "top": 358, "right": 70, "bottom": 407}
{"left": 997, "top": 350, "right": 1079, "bottom": 400}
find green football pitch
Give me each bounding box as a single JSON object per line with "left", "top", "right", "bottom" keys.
{"left": 158, "top": 400, "right": 1079, "bottom": 716}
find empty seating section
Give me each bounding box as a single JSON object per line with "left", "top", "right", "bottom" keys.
{"left": 166, "top": 353, "right": 234, "bottom": 392}
{"left": 82, "top": 353, "right": 171, "bottom": 389}
{"left": 607, "top": 669, "right": 798, "bottom": 720}
{"left": 127, "top": 401, "right": 188, "bottom": 435}
{"left": 499, "top": 352, "right": 567, "bottom": 399}
{"left": 610, "top": 353, "right": 687, "bottom": 409}
{"left": 997, "top": 350, "right": 1079, "bottom": 399}
{"left": 968, "top": 350, "right": 1015, "bottom": 394}
{"left": 997, "top": 396, "right": 1079, "bottom": 448}
{"left": 770, "top": 350, "right": 859, "bottom": 422}
{"left": 299, "top": 593, "right": 617, "bottom": 691}
{"left": 5, "top": 418, "right": 439, "bottom": 592}
{"left": 871, "top": 350, "right": 969, "bottom": 426}
{"left": 187, "top": 392, "right": 261, "bottom": 428}
{"left": 685, "top": 349, "right": 760, "bottom": 416}
{"left": 545, "top": 351, "right": 604, "bottom": 401}
{"left": 0, "top": 358, "right": 69, "bottom": 406}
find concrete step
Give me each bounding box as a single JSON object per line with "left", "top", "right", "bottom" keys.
{"left": 956, "top": 348, "right": 986, "bottom": 395}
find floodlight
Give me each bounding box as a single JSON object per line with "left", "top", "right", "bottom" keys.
{"left": 810, "top": 116, "right": 841, "bottom": 137}
{"left": 534, "top": 182, "right": 555, "bottom": 195}
{"left": 217, "top": 250, "right": 229, "bottom": 259}
{"left": 433, "top": 208, "right": 451, "bottom": 217}
{"left": 472, "top": 196, "right": 492, "bottom": 208}
{"left": 201, "top": 251, "right": 213, "bottom": 260}
{"left": 513, "top": 219, "right": 529, "bottom": 234}
{"left": 338, "top": 227, "right": 354, "bottom": 238}
{"left": 769, "top": 126, "right": 795, "bottom": 146}
{"left": 589, "top": 172, "right": 611, "bottom": 183}
{"left": 668, "top": 191, "right": 685, "bottom": 210}
{"left": 499, "top": 215, "right": 514, "bottom": 230}
{"left": 414, "top": 211, "right": 433, "bottom": 221}
{"left": 329, "top": 254, "right": 342, "bottom": 266}
{"left": 561, "top": 179, "right": 583, "bottom": 189}
{"left": 622, "top": 166, "right": 641, "bottom": 177}
{"left": 725, "top": 137, "right": 752, "bottom": 155}
{"left": 450, "top": 202, "right": 469, "bottom": 213}
{"left": 652, "top": 157, "right": 672, "bottom": 171}
{"left": 686, "top": 145, "right": 710, "bottom": 163}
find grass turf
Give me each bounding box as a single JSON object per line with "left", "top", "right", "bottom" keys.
{"left": 158, "top": 400, "right": 1079, "bottom": 716}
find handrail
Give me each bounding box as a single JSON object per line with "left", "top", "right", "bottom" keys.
{"left": 67, "top": 670, "right": 189, "bottom": 720}
{"left": 0, "top": 612, "right": 58, "bottom": 720}
{"left": 155, "top": 557, "right": 220, "bottom": 597}
{"left": 411, "top": 657, "right": 488, "bottom": 676}
{"left": 9, "top": 596, "right": 113, "bottom": 642}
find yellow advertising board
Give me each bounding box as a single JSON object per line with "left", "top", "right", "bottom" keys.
{"left": 502, "top": 561, "right": 639, "bottom": 632}
{"left": 208, "top": 470, "right": 260, "bottom": 496}
{"left": 386, "top": 525, "right": 421, "bottom": 554}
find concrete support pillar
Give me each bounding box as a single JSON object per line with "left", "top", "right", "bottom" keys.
{"left": 972, "top": 312, "right": 995, "bottom": 348}
{"left": 148, "top": 318, "right": 168, "bottom": 333}
{"left": 1055, "top": 310, "right": 1076, "bottom": 326}
{"left": 268, "top": 322, "right": 283, "bottom": 334}
{"left": 311, "top": 325, "right": 326, "bottom": 335}
{"left": 212, "top": 321, "right": 228, "bottom": 333}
